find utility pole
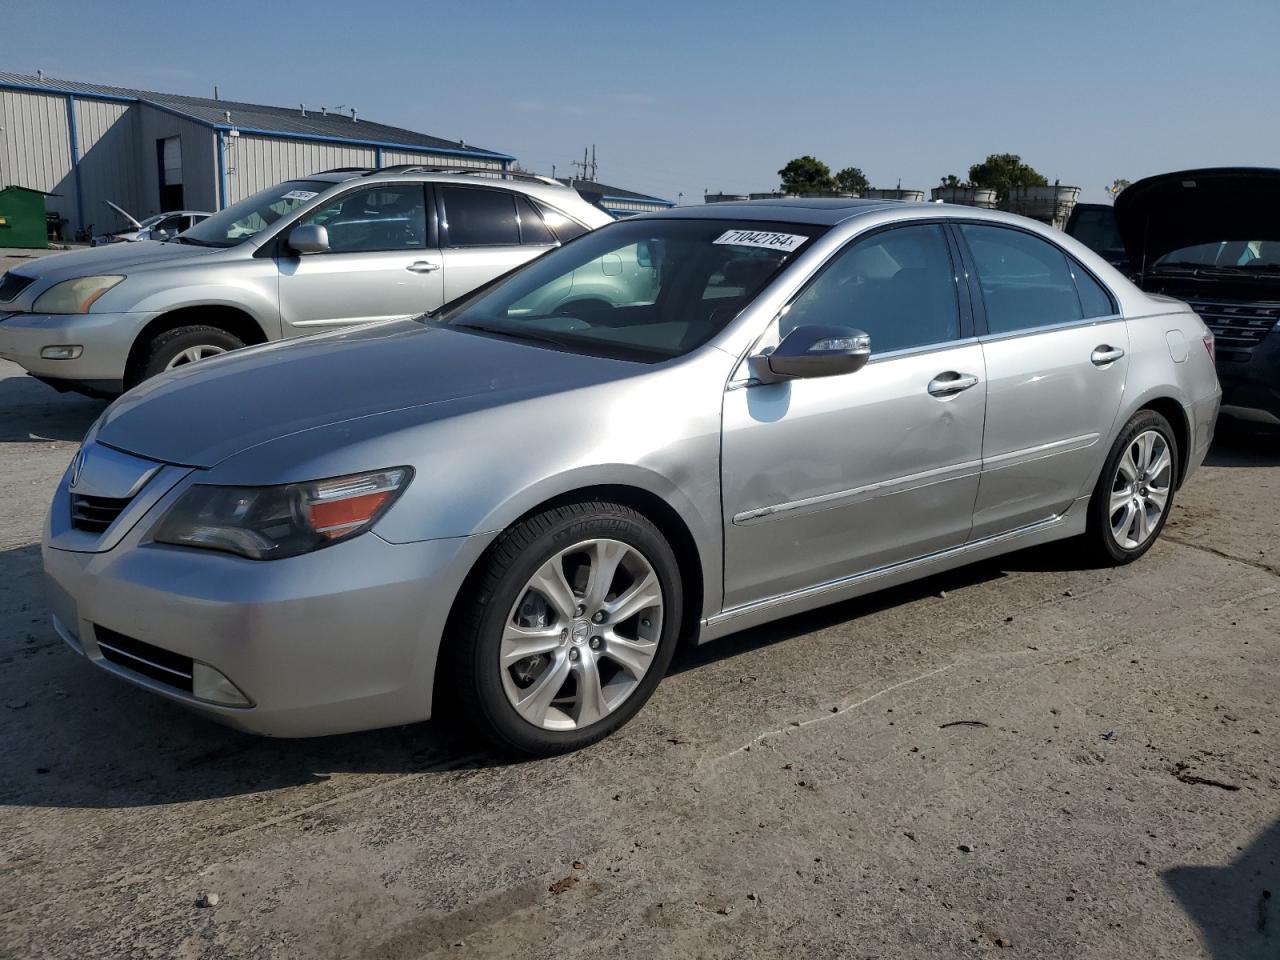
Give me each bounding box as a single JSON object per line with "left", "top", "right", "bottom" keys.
{"left": 570, "top": 146, "right": 598, "bottom": 183}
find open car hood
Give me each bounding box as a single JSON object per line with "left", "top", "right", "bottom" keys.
{"left": 1115, "top": 167, "right": 1280, "bottom": 272}
{"left": 105, "top": 200, "right": 143, "bottom": 230}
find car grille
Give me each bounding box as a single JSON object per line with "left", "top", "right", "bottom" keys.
{"left": 94, "top": 626, "right": 194, "bottom": 693}
{"left": 1186, "top": 299, "right": 1279, "bottom": 354}
{"left": 0, "top": 271, "right": 34, "bottom": 303}
{"left": 70, "top": 493, "right": 132, "bottom": 533}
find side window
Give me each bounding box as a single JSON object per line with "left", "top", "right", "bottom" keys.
{"left": 960, "top": 224, "right": 1082, "bottom": 334}
{"left": 1069, "top": 260, "right": 1117, "bottom": 319}
{"left": 299, "top": 184, "right": 426, "bottom": 253}
{"left": 516, "top": 196, "right": 556, "bottom": 245}
{"left": 441, "top": 186, "right": 519, "bottom": 246}
{"left": 782, "top": 224, "right": 960, "bottom": 354}
{"left": 533, "top": 200, "right": 588, "bottom": 242}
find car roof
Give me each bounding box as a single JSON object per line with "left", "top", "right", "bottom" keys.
{"left": 301, "top": 167, "right": 598, "bottom": 208}
{"left": 629, "top": 197, "right": 1050, "bottom": 227}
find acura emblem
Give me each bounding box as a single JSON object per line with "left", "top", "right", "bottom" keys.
{"left": 68, "top": 449, "right": 85, "bottom": 488}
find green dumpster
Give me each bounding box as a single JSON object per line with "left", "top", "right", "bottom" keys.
{"left": 0, "top": 186, "right": 56, "bottom": 249}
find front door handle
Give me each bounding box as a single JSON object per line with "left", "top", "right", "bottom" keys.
{"left": 406, "top": 261, "right": 441, "bottom": 273}
{"left": 1091, "top": 345, "right": 1125, "bottom": 366}
{"left": 927, "top": 372, "right": 980, "bottom": 397}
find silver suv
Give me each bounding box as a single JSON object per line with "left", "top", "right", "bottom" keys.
{"left": 0, "top": 168, "right": 613, "bottom": 395}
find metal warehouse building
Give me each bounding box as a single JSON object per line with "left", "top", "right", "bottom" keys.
{"left": 0, "top": 73, "right": 514, "bottom": 238}
{"left": 556, "top": 178, "right": 673, "bottom": 217}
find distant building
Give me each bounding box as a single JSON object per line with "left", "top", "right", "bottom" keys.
{"left": 0, "top": 73, "right": 514, "bottom": 236}
{"left": 557, "top": 178, "right": 674, "bottom": 217}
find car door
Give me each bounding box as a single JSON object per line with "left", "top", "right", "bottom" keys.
{"left": 277, "top": 182, "right": 443, "bottom": 335}
{"left": 956, "top": 222, "right": 1129, "bottom": 539}
{"left": 720, "top": 223, "right": 987, "bottom": 609}
{"left": 437, "top": 186, "right": 557, "bottom": 302}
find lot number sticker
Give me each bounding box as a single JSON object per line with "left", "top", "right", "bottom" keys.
{"left": 713, "top": 229, "right": 807, "bottom": 252}
{"left": 281, "top": 190, "right": 319, "bottom": 202}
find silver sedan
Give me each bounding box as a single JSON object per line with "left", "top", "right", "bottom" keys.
{"left": 42, "top": 199, "right": 1222, "bottom": 754}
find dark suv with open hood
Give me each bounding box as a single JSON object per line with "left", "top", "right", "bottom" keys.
{"left": 1066, "top": 168, "right": 1280, "bottom": 424}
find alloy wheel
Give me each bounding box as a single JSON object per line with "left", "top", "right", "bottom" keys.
{"left": 500, "top": 538, "right": 664, "bottom": 731}
{"left": 1108, "top": 429, "right": 1172, "bottom": 550}
{"left": 164, "top": 344, "right": 227, "bottom": 370}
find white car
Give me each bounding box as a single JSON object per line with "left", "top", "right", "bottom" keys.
{"left": 91, "top": 202, "right": 211, "bottom": 246}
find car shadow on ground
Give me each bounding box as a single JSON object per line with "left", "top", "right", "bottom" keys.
{"left": 1205, "top": 419, "right": 1280, "bottom": 467}
{"left": 1164, "top": 817, "right": 1280, "bottom": 959}
{"left": 0, "top": 540, "right": 1040, "bottom": 811}
{"left": 0, "top": 373, "right": 105, "bottom": 443}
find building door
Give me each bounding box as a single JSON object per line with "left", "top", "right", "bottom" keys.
{"left": 157, "top": 137, "right": 184, "bottom": 210}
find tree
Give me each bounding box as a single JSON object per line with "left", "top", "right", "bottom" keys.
{"left": 966, "top": 153, "right": 1048, "bottom": 202}
{"left": 939, "top": 173, "right": 966, "bottom": 188}
{"left": 834, "top": 166, "right": 870, "bottom": 196}
{"left": 1107, "top": 178, "right": 1131, "bottom": 199}
{"left": 779, "top": 156, "right": 835, "bottom": 195}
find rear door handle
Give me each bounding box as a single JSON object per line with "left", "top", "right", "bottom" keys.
{"left": 1091, "top": 345, "right": 1125, "bottom": 366}
{"left": 927, "top": 372, "right": 980, "bottom": 397}
{"left": 406, "top": 261, "right": 440, "bottom": 273}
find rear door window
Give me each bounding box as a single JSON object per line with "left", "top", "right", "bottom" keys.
{"left": 441, "top": 186, "right": 520, "bottom": 246}
{"left": 959, "top": 224, "right": 1083, "bottom": 334}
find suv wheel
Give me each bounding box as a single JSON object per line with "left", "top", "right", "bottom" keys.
{"left": 445, "top": 500, "right": 682, "bottom": 755}
{"left": 135, "top": 325, "right": 244, "bottom": 386}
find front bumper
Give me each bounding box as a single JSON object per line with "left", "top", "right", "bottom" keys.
{"left": 0, "top": 309, "right": 155, "bottom": 383}
{"left": 1216, "top": 331, "right": 1280, "bottom": 423}
{"left": 43, "top": 504, "right": 488, "bottom": 737}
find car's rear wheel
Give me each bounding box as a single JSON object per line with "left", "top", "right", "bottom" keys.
{"left": 1085, "top": 409, "right": 1179, "bottom": 564}
{"left": 446, "top": 500, "right": 682, "bottom": 755}
{"left": 136, "top": 325, "right": 244, "bottom": 385}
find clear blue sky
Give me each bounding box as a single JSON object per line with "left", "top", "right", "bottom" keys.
{"left": 7, "top": 0, "right": 1279, "bottom": 204}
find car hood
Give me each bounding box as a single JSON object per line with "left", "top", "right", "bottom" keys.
{"left": 94, "top": 320, "right": 639, "bottom": 468}
{"left": 1115, "top": 167, "right": 1280, "bottom": 270}
{"left": 9, "top": 239, "right": 221, "bottom": 283}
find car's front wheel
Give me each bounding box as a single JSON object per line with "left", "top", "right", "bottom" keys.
{"left": 446, "top": 501, "right": 682, "bottom": 755}
{"left": 135, "top": 325, "right": 245, "bottom": 386}
{"left": 1085, "top": 409, "right": 1180, "bottom": 564}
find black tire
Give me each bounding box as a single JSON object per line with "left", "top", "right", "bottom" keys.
{"left": 444, "top": 500, "right": 683, "bottom": 756}
{"left": 1084, "top": 409, "right": 1180, "bottom": 565}
{"left": 133, "top": 325, "right": 245, "bottom": 387}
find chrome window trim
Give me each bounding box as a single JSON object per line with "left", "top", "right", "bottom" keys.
{"left": 975, "top": 313, "right": 1124, "bottom": 346}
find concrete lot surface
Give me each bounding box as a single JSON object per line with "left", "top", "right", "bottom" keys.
{"left": 0, "top": 358, "right": 1276, "bottom": 960}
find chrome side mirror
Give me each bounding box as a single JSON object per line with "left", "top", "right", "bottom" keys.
{"left": 750, "top": 325, "right": 871, "bottom": 383}
{"left": 288, "top": 224, "right": 330, "bottom": 255}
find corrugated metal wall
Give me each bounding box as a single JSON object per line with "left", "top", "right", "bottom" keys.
{"left": 136, "top": 105, "right": 217, "bottom": 214}
{"left": 226, "top": 136, "right": 376, "bottom": 204}
{"left": 380, "top": 150, "right": 503, "bottom": 171}
{"left": 74, "top": 98, "right": 143, "bottom": 233}
{"left": 0, "top": 88, "right": 75, "bottom": 230}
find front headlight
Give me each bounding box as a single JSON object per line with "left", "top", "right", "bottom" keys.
{"left": 32, "top": 275, "right": 125, "bottom": 314}
{"left": 151, "top": 468, "right": 411, "bottom": 560}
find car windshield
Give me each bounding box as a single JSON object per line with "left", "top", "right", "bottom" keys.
{"left": 1153, "top": 239, "right": 1280, "bottom": 272}
{"left": 432, "top": 219, "right": 824, "bottom": 361}
{"left": 180, "top": 180, "right": 333, "bottom": 248}
{"left": 137, "top": 214, "right": 167, "bottom": 229}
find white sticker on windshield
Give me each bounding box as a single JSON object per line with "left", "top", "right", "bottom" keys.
{"left": 281, "top": 190, "right": 319, "bottom": 202}
{"left": 713, "top": 229, "right": 807, "bottom": 252}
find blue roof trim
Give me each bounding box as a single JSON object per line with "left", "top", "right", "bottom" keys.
{"left": 0, "top": 79, "right": 137, "bottom": 105}
{"left": 212, "top": 124, "right": 515, "bottom": 162}
{"left": 0, "top": 78, "right": 515, "bottom": 161}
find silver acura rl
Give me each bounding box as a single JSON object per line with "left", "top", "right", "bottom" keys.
{"left": 43, "top": 199, "right": 1221, "bottom": 755}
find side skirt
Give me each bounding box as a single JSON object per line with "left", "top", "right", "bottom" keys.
{"left": 696, "top": 497, "right": 1090, "bottom": 644}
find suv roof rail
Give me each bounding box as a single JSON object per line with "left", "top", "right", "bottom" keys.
{"left": 317, "top": 166, "right": 376, "bottom": 174}
{"left": 370, "top": 164, "right": 565, "bottom": 187}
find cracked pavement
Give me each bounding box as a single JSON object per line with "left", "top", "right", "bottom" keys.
{"left": 0, "top": 358, "right": 1276, "bottom": 960}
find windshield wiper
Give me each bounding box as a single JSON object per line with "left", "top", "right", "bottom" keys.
{"left": 165, "top": 236, "right": 211, "bottom": 246}
{"left": 452, "top": 320, "right": 582, "bottom": 350}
